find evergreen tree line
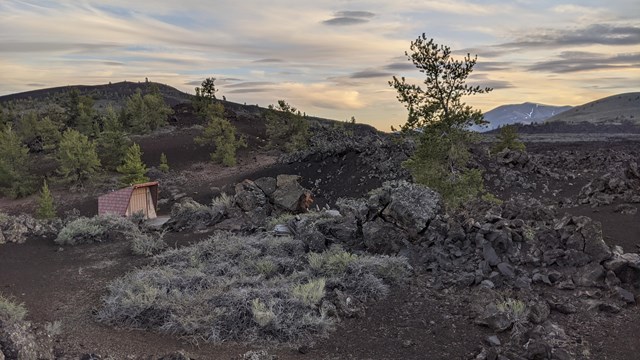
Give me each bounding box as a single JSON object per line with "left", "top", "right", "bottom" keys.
{"left": 0, "top": 86, "right": 173, "bottom": 199}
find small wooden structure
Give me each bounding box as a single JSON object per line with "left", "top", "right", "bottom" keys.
{"left": 98, "top": 182, "right": 159, "bottom": 219}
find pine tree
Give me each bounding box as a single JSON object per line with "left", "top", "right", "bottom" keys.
{"left": 117, "top": 143, "right": 149, "bottom": 185}
{"left": 265, "top": 100, "right": 309, "bottom": 152}
{"left": 0, "top": 126, "right": 35, "bottom": 197}
{"left": 389, "top": 35, "right": 492, "bottom": 208}
{"left": 159, "top": 153, "right": 169, "bottom": 172}
{"left": 124, "top": 89, "right": 173, "bottom": 134}
{"left": 96, "top": 105, "right": 131, "bottom": 170}
{"left": 36, "top": 180, "right": 56, "bottom": 219}
{"left": 492, "top": 125, "right": 525, "bottom": 153}
{"left": 57, "top": 129, "right": 101, "bottom": 186}
{"left": 194, "top": 103, "right": 246, "bottom": 166}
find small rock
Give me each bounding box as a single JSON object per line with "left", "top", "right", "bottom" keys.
{"left": 549, "top": 301, "right": 577, "bottom": 314}
{"left": 597, "top": 302, "right": 621, "bottom": 313}
{"left": 556, "top": 279, "right": 576, "bottom": 290}
{"left": 572, "top": 263, "right": 605, "bottom": 287}
{"left": 532, "top": 273, "right": 552, "bottom": 286}
{"left": 480, "top": 280, "right": 495, "bottom": 289}
{"left": 615, "top": 287, "right": 636, "bottom": 304}
{"left": 486, "top": 335, "right": 501, "bottom": 347}
{"left": 497, "top": 262, "right": 515, "bottom": 278}
{"left": 402, "top": 339, "right": 415, "bottom": 348}
{"left": 605, "top": 270, "right": 622, "bottom": 287}
{"left": 528, "top": 302, "right": 550, "bottom": 324}
{"left": 483, "top": 243, "right": 501, "bottom": 266}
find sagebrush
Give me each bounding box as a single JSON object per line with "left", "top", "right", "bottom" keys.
{"left": 97, "top": 233, "right": 411, "bottom": 344}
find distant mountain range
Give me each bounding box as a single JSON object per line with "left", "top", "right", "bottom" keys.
{"left": 474, "top": 103, "right": 572, "bottom": 132}
{"left": 546, "top": 92, "right": 640, "bottom": 125}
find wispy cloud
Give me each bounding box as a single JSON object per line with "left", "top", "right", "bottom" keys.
{"left": 323, "top": 10, "right": 375, "bottom": 26}
{"left": 528, "top": 51, "right": 640, "bottom": 73}
{"left": 0, "top": 0, "right": 639, "bottom": 130}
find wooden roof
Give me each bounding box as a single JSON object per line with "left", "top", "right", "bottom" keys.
{"left": 98, "top": 182, "right": 159, "bottom": 216}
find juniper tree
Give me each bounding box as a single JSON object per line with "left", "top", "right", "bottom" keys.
{"left": 389, "top": 35, "right": 492, "bottom": 207}
{"left": 36, "top": 180, "right": 56, "bottom": 219}
{"left": 117, "top": 143, "right": 149, "bottom": 185}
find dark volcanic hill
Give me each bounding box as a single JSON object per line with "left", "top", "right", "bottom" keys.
{"left": 473, "top": 102, "right": 571, "bottom": 131}
{"left": 0, "top": 81, "right": 193, "bottom": 111}
{"left": 546, "top": 92, "right": 640, "bottom": 125}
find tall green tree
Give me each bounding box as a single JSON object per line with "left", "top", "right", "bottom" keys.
{"left": 200, "top": 77, "right": 218, "bottom": 100}
{"left": 96, "top": 105, "right": 131, "bottom": 170}
{"left": 265, "top": 100, "right": 310, "bottom": 152}
{"left": 143, "top": 92, "right": 173, "bottom": 131}
{"left": 63, "top": 88, "right": 95, "bottom": 131}
{"left": 124, "top": 89, "right": 172, "bottom": 134}
{"left": 389, "top": 35, "right": 492, "bottom": 207}
{"left": 36, "top": 180, "right": 56, "bottom": 219}
{"left": 194, "top": 103, "right": 246, "bottom": 166}
{"left": 57, "top": 129, "right": 101, "bottom": 186}
{"left": 0, "top": 126, "right": 35, "bottom": 198}
{"left": 117, "top": 143, "right": 149, "bottom": 185}
{"left": 16, "top": 112, "right": 62, "bottom": 153}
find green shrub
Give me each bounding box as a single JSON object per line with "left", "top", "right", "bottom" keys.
{"left": 159, "top": 153, "right": 170, "bottom": 173}
{"left": 55, "top": 214, "right": 138, "bottom": 245}
{"left": 211, "top": 193, "right": 234, "bottom": 209}
{"left": 265, "top": 100, "right": 310, "bottom": 152}
{"left": 0, "top": 293, "right": 27, "bottom": 322}
{"left": 308, "top": 246, "right": 357, "bottom": 275}
{"left": 265, "top": 212, "right": 296, "bottom": 230}
{"left": 36, "top": 180, "right": 56, "bottom": 219}
{"left": 496, "top": 298, "right": 528, "bottom": 338}
{"left": 254, "top": 259, "right": 278, "bottom": 278}
{"left": 291, "top": 278, "right": 326, "bottom": 307}
{"left": 251, "top": 298, "right": 275, "bottom": 327}
{"left": 131, "top": 231, "right": 167, "bottom": 256}
{"left": 493, "top": 125, "right": 525, "bottom": 153}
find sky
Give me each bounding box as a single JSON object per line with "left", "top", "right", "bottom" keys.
{"left": 0, "top": 0, "right": 639, "bottom": 130}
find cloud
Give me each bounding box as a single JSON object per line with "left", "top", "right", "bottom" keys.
{"left": 323, "top": 10, "right": 375, "bottom": 26}
{"left": 474, "top": 61, "right": 512, "bottom": 72}
{"left": 0, "top": 42, "right": 119, "bottom": 53}
{"left": 323, "top": 17, "right": 369, "bottom": 26}
{"left": 503, "top": 24, "right": 640, "bottom": 48}
{"left": 227, "top": 88, "right": 272, "bottom": 94}
{"left": 528, "top": 51, "right": 640, "bottom": 73}
{"left": 224, "top": 81, "right": 275, "bottom": 88}
{"left": 384, "top": 62, "right": 415, "bottom": 71}
{"left": 468, "top": 79, "right": 513, "bottom": 89}
{"left": 350, "top": 70, "right": 393, "bottom": 79}
{"left": 335, "top": 11, "right": 375, "bottom": 18}
{"left": 253, "top": 58, "right": 285, "bottom": 63}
